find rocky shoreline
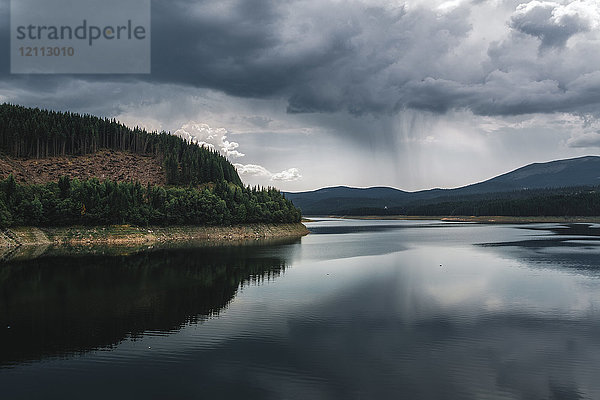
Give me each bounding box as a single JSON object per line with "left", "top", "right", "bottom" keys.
{"left": 0, "top": 223, "right": 309, "bottom": 248}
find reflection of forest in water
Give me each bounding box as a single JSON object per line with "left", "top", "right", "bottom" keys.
{"left": 0, "top": 238, "right": 300, "bottom": 367}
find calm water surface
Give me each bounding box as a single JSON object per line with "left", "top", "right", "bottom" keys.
{"left": 2, "top": 219, "right": 600, "bottom": 399}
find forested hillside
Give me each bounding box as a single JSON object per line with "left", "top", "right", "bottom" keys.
{"left": 400, "top": 188, "right": 600, "bottom": 217}
{"left": 0, "top": 104, "right": 241, "bottom": 186}
{"left": 286, "top": 156, "right": 600, "bottom": 216}
{"left": 0, "top": 104, "right": 301, "bottom": 227}
{"left": 332, "top": 187, "right": 600, "bottom": 217}
{"left": 0, "top": 175, "right": 300, "bottom": 227}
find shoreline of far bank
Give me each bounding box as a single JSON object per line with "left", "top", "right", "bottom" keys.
{"left": 327, "top": 215, "right": 600, "bottom": 224}
{"left": 0, "top": 223, "right": 309, "bottom": 248}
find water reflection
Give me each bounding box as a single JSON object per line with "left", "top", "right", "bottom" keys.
{"left": 479, "top": 223, "right": 600, "bottom": 273}
{"left": 0, "top": 239, "right": 300, "bottom": 367}
{"left": 306, "top": 219, "right": 450, "bottom": 235}
{"left": 3, "top": 220, "right": 600, "bottom": 399}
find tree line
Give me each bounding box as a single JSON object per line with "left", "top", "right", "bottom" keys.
{"left": 403, "top": 190, "right": 600, "bottom": 217}
{"left": 0, "top": 103, "right": 242, "bottom": 185}
{"left": 335, "top": 187, "right": 600, "bottom": 217}
{"left": 0, "top": 175, "right": 301, "bottom": 228}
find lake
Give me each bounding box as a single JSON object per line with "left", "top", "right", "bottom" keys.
{"left": 2, "top": 218, "right": 600, "bottom": 399}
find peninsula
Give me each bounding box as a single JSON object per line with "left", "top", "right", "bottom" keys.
{"left": 0, "top": 104, "right": 308, "bottom": 247}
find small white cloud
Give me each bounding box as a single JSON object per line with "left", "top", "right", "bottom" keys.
{"left": 175, "top": 122, "right": 245, "bottom": 158}
{"left": 233, "top": 164, "right": 272, "bottom": 177}
{"left": 176, "top": 121, "right": 301, "bottom": 182}
{"left": 234, "top": 163, "right": 302, "bottom": 182}
{"left": 437, "top": 0, "right": 463, "bottom": 13}
{"left": 272, "top": 168, "right": 302, "bottom": 181}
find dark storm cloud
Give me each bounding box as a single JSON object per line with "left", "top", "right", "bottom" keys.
{"left": 147, "top": 0, "right": 600, "bottom": 117}
{"left": 150, "top": 0, "right": 296, "bottom": 97}
{"left": 3, "top": 0, "right": 600, "bottom": 118}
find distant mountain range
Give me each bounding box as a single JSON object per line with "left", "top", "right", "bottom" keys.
{"left": 285, "top": 156, "right": 600, "bottom": 215}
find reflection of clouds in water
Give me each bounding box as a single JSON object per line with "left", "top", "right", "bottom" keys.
{"left": 183, "top": 245, "right": 600, "bottom": 399}
{"left": 201, "top": 222, "right": 600, "bottom": 399}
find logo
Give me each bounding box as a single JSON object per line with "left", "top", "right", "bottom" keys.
{"left": 11, "top": 0, "right": 151, "bottom": 74}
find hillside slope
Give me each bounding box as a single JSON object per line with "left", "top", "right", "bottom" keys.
{"left": 286, "top": 156, "right": 600, "bottom": 215}
{"left": 454, "top": 156, "right": 600, "bottom": 195}
{"left": 0, "top": 149, "right": 166, "bottom": 185}
{"left": 0, "top": 104, "right": 303, "bottom": 228}
{"left": 0, "top": 103, "right": 242, "bottom": 186}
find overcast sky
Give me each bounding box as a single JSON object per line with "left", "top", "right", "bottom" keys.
{"left": 2, "top": 0, "right": 600, "bottom": 191}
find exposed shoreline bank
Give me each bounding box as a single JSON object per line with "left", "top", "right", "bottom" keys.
{"left": 0, "top": 223, "right": 309, "bottom": 248}
{"left": 329, "top": 215, "right": 600, "bottom": 223}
